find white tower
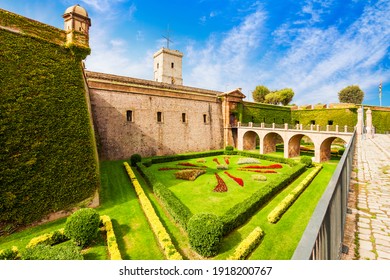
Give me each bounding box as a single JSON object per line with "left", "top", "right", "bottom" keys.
{"left": 153, "top": 48, "right": 183, "bottom": 85}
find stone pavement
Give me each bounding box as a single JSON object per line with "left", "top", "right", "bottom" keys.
{"left": 343, "top": 134, "right": 390, "bottom": 260}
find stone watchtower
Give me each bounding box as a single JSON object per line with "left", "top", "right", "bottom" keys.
{"left": 153, "top": 48, "right": 183, "bottom": 85}
{"left": 63, "top": 4, "right": 91, "bottom": 47}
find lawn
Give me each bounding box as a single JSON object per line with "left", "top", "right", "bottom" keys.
{"left": 149, "top": 155, "right": 291, "bottom": 216}
{"left": 0, "top": 153, "right": 339, "bottom": 260}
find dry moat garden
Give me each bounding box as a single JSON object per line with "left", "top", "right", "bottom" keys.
{"left": 0, "top": 148, "right": 341, "bottom": 260}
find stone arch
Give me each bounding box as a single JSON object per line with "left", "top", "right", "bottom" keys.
{"left": 287, "top": 134, "right": 315, "bottom": 158}
{"left": 319, "top": 137, "right": 347, "bottom": 162}
{"left": 243, "top": 131, "right": 260, "bottom": 150}
{"left": 262, "top": 132, "right": 284, "bottom": 154}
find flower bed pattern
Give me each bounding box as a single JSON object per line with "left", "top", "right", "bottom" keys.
{"left": 238, "top": 168, "right": 277, "bottom": 174}
{"left": 175, "top": 169, "right": 206, "bottom": 181}
{"left": 224, "top": 157, "right": 230, "bottom": 165}
{"left": 213, "top": 158, "right": 220, "bottom": 165}
{"left": 241, "top": 164, "right": 283, "bottom": 169}
{"left": 224, "top": 171, "right": 244, "bottom": 187}
{"left": 213, "top": 173, "right": 228, "bottom": 192}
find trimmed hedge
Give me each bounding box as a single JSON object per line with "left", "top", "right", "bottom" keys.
{"left": 137, "top": 162, "right": 192, "bottom": 229}
{"left": 221, "top": 163, "right": 306, "bottom": 235}
{"left": 100, "top": 215, "right": 122, "bottom": 260}
{"left": 0, "top": 25, "right": 99, "bottom": 229}
{"left": 227, "top": 227, "right": 264, "bottom": 260}
{"left": 124, "top": 162, "right": 182, "bottom": 260}
{"left": 187, "top": 213, "right": 224, "bottom": 257}
{"left": 64, "top": 208, "right": 100, "bottom": 247}
{"left": 22, "top": 242, "right": 83, "bottom": 260}
{"left": 0, "top": 246, "right": 19, "bottom": 260}
{"left": 26, "top": 228, "right": 67, "bottom": 248}
{"left": 267, "top": 164, "right": 323, "bottom": 223}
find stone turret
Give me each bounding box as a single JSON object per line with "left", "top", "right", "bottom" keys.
{"left": 153, "top": 48, "right": 183, "bottom": 85}
{"left": 63, "top": 4, "right": 91, "bottom": 47}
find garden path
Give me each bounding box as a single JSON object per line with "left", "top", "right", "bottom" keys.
{"left": 343, "top": 134, "right": 390, "bottom": 260}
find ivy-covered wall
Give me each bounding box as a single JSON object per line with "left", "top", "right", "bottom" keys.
{"left": 240, "top": 102, "right": 292, "bottom": 124}
{"left": 371, "top": 109, "right": 390, "bottom": 133}
{"left": 291, "top": 107, "right": 358, "bottom": 127}
{"left": 0, "top": 24, "right": 99, "bottom": 229}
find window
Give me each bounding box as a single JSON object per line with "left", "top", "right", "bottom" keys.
{"left": 171, "top": 62, "right": 174, "bottom": 68}
{"left": 310, "top": 120, "right": 316, "bottom": 125}
{"left": 182, "top": 113, "right": 186, "bottom": 123}
{"left": 295, "top": 120, "right": 300, "bottom": 125}
{"left": 263, "top": 117, "right": 266, "bottom": 123}
{"left": 203, "top": 114, "right": 207, "bottom": 123}
{"left": 157, "top": 111, "right": 163, "bottom": 123}
{"left": 328, "top": 120, "right": 334, "bottom": 125}
{"left": 157, "top": 63, "right": 159, "bottom": 69}
{"left": 126, "top": 110, "right": 133, "bottom": 122}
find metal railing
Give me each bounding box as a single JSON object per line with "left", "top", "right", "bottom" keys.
{"left": 292, "top": 129, "right": 357, "bottom": 260}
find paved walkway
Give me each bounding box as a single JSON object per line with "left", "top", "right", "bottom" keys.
{"left": 343, "top": 134, "right": 390, "bottom": 260}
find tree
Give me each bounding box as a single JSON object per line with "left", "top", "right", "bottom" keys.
{"left": 252, "top": 85, "right": 270, "bottom": 103}
{"left": 338, "top": 85, "right": 364, "bottom": 104}
{"left": 276, "top": 88, "right": 294, "bottom": 106}
{"left": 264, "top": 91, "right": 280, "bottom": 105}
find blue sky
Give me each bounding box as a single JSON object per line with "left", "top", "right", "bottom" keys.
{"left": 1, "top": 0, "right": 389, "bottom": 106}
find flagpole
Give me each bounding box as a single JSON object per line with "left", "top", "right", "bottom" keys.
{"left": 379, "top": 81, "right": 382, "bottom": 107}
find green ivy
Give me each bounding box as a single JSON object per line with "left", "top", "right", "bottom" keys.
{"left": 241, "top": 102, "right": 291, "bottom": 124}
{"left": 0, "top": 28, "right": 99, "bottom": 229}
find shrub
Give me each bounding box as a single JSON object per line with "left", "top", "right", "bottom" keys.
{"left": 22, "top": 242, "right": 83, "bottom": 260}
{"left": 187, "top": 213, "right": 224, "bottom": 257}
{"left": 228, "top": 227, "right": 264, "bottom": 260}
{"left": 100, "top": 215, "right": 121, "bottom": 260}
{"left": 0, "top": 246, "right": 19, "bottom": 260}
{"left": 252, "top": 174, "right": 267, "bottom": 181}
{"left": 267, "top": 165, "right": 323, "bottom": 223}
{"left": 27, "top": 229, "right": 67, "bottom": 248}
{"left": 300, "top": 156, "right": 312, "bottom": 167}
{"left": 64, "top": 208, "right": 100, "bottom": 247}
{"left": 216, "top": 164, "right": 229, "bottom": 170}
{"left": 175, "top": 169, "right": 206, "bottom": 181}
{"left": 237, "top": 158, "right": 260, "bottom": 165}
{"left": 225, "top": 145, "right": 234, "bottom": 155}
{"left": 130, "top": 154, "right": 142, "bottom": 166}
{"left": 338, "top": 148, "right": 345, "bottom": 156}
{"left": 143, "top": 159, "right": 153, "bottom": 167}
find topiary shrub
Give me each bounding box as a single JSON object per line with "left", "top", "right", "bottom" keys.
{"left": 338, "top": 148, "right": 345, "bottom": 156}
{"left": 300, "top": 156, "right": 312, "bottom": 167}
{"left": 225, "top": 145, "right": 234, "bottom": 155}
{"left": 130, "top": 154, "right": 142, "bottom": 166}
{"left": 64, "top": 208, "right": 100, "bottom": 247}
{"left": 187, "top": 213, "right": 223, "bottom": 257}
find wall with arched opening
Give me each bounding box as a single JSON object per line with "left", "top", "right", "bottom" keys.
{"left": 287, "top": 134, "right": 315, "bottom": 158}
{"left": 262, "top": 132, "right": 284, "bottom": 154}
{"left": 243, "top": 131, "right": 260, "bottom": 150}
{"left": 319, "top": 137, "right": 347, "bottom": 162}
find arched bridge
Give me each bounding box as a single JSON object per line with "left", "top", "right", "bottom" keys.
{"left": 236, "top": 122, "right": 354, "bottom": 162}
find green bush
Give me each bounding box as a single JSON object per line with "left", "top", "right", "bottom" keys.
{"left": 64, "top": 208, "right": 100, "bottom": 247}
{"left": 0, "top": 247, "right": 19, "bottom": 260}
{"left": 137, "top": 162, "right": 192, "bottom": 229}
{"left": 300, "top": 156, "right": 312, "bottom": 167}
{"left": 187, "top": 213, "right": 223, "bottom": 257}
{"left": 130, "top": 154, "right": 142, "bottom": 166}
{"left": 22, "top": 242, "right": 83, "bottom": 260}
{"left": 338, "top": 148, "right": 345, "bottom": 156}
{"left": 225, "top": 145, "right": 235, "bottom": 155}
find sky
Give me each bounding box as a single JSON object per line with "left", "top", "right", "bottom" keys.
{"left": 1, "top": 0, "right": 389, "bottom": 106}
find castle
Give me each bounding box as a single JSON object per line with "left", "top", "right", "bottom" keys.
{"left": 1, "top": 4, "right": 389, "bottom": 228}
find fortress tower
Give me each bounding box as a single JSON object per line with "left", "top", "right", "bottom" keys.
{"left": 63, "top": 4, "right": 91, "bottom": 46}
{"left": 153, "top": 48, "right": 183, "bottom": 85}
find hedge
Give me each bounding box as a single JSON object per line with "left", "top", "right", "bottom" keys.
{"left": 137, "top": 162, "right": 192, "bottom": 229}
{"left": 0, "top": 24, "right": 99, "bottom": 230}
{"left": 267, "top": 164, "right": 323, "bottom": 223}
{"left": 100, "top": 215, "right": 122, "bottom": 260}
{"left": 227, "top": 227, "right": 264, "bottom": 260}
{"left": 0, "top": 246, "right": 19, "bottom": 260}
{"left": 26, "top": 228, "right": 67, "bottom": 248}
{"left": 124, "top": 162, "right": 182, "bottom": 260}
{"left": 221, "top": 163, "right": 306, "bottom": 235}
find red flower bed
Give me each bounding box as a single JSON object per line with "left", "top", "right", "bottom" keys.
{"left": 213, "top": 158, "right": 220, "bottom": 165}
{"left": 213, "top": 173, "right": 228, "bottom": 192}
{"left": 224, "top": 171, "right": 243, "bottom": 187}
{"left": 224, "top": 157, "right": 230, "bottom": 165}
{"left": 242, "top": 164, "right": 283, "bottom": 169}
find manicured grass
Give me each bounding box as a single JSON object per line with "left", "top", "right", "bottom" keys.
{"left": 150, "top": 155, "right": 291, "bottom": 216}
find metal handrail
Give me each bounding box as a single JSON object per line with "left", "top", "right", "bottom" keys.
{"left": 291, "top": 129, "right": 357, "bottom": 259}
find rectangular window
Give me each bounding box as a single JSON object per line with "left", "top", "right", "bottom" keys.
{"left": 157, "top": 111, "right": 163, "bottom": 123}
{"left": 171, "top": 62, "right": 174, "bottom": 68}
{"left": 328, "top": 120, "right": 334, "bottom": 125}
{"left": 310, "top": 120, "right": 316, "bottom": 125}
{"left": 182, "top": 113, "right": 186, "bottom": 123}
{"left": 126, "top": 110, "right": 133, "bottom": 122}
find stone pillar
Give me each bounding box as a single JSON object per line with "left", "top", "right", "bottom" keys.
{"left": 261, "top": 122, "right": 265, "bottom": 128}
{"left": 272, "top": 123, "right": 275, "bottom": 129}
{"left": 344, "top": 125, "right": 348, "bottom": 133}
{"left": 356, "top": 107, "right": 363, "bottom": 135}
{"left": 249, "top": 122, "right": 253, "bottom": 128}
{"left": 336, "top": 125, "right": 339, "bottom": 133}
{"left": 284, "top": 123, "right": 288, "bottom": 130}
{"left": 366, "top": 108, "right": 373, "bottom": 138}
{"left": 316, "top": 125, "right": 320, "bottom": 132}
